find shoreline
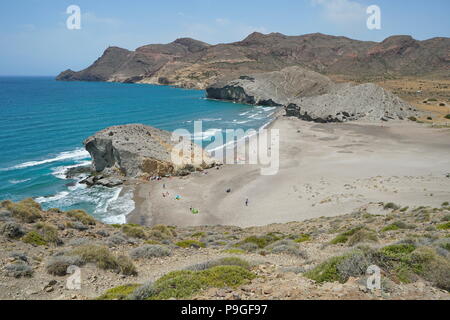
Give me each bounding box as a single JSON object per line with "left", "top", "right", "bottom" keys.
{"left": 127, "top": 107, "right": 284, "bottom": 225}
{"left": 128, "top": 114, "right": 450, "bottom": 228}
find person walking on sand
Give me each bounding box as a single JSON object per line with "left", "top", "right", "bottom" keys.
{"left": 245, "top": 198, "right": 249, "bottom": 207}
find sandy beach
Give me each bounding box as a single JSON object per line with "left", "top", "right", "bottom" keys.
{"left": 128, "top": 116, "right": 450, "bottom": 227}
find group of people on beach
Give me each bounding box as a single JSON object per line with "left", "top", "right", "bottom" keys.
{"left": 153, "top": 168, "right": 250, "bottom": 218}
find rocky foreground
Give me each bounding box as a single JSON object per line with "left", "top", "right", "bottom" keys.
{"left": 206, "top": 67, "right": 422, "bottom": 123}
{"left": 0, "top": 198, "right": 449, "bottom": 300}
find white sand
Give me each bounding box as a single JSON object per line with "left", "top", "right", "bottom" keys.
{"left": 128, "top": 117, "right": 450, "bottom": 227}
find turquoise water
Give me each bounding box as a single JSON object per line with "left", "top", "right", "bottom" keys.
{"left": 0, "top": 77, "right": 276, "bottom": 223}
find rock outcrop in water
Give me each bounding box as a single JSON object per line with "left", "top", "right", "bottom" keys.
{"left": 206, "top": 67, "right": 421, "bottom": 123}
{"left": 83, "top": 124, "right": 217, "bottom": 179}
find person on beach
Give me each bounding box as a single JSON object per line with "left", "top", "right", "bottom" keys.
{"left": 245, "top": 198, "right": 249, "bottom": 206}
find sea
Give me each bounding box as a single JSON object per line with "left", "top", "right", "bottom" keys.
{"left": 0, "top": 76, "right": 276, "bottom": 224}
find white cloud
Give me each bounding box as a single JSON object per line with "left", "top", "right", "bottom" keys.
{"left": 312, "top": 0, "right": 366, "bottom": 24}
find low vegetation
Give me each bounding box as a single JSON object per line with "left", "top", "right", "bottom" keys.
{"left": 329, "top": 227, "right": 363, "bottom": 245}
{"left": 97, "top": 284, "right": 140, "bottom": 300}
{"left": 69, "top": 245, "right": 137, "bottom": 275}
{"left": 2, "top": 198, "right": 42, "bottom": 223}
{"left": 143, "top": 266, "right": 255, "bottom": 300}
{"left": 66, "top": 209, "right": 96, "bottom": 226}
{"left": 130, "top": 245, "right": 172, "bottom": 259}
{"left": 176, "top": 240, "right": 206, "bottom": 249}
{"left": 305, "top": 243, "right": 450, "bottom": 291}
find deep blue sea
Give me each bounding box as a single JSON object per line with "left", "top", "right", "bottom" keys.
{"left": 0, "top": 77, "right": 276, "bottom": 223}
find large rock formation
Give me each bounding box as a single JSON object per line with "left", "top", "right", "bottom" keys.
{"left": 206, "top": 66, "right": 335, "bottom": 106}
{"left": 83, "top": 124, "right": 216, "bottom": 179}
{"left": 285, "top": 83, "right": 419, "bottom": 123}
{"left": 206, "top": 67, "right": 421, "bottom": 123}
{"left": 57, "top": 32, "right": 450, "bottom": 89}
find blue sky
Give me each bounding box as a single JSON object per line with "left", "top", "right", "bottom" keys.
{"left": 1, "top": 0, "right": 449, "bottom": 75}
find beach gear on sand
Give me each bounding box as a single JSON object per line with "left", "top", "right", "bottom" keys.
{"left": 176, "top": 195, "right": 181, "bottom": 200}
{"left": 191, "top": 208, "right": 199, "bottom": 214}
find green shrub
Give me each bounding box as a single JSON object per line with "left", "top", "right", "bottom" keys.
{"left": 437, "top": 222, "right": 450, "bottom": 230}
{"left": 97, "top": 284, "right": 140, "bottom": 300}
{"left": 445, "top": 114, "right": 450, "bottom": 120}
{"left": 330, "top": 227, "right": 363, "bottom": 245}
{"left": 34, "top": 223, "right": 61, "bottom": 245}
{"left": 380, "top": 244, "right": 416, "bottom": 261}
{"left": 176, "top": 240, "right": 206, "bottom": 249}
{"left": 5, "top": 199, "right": 42, "bottom": 223}
{"left": 22, "top": 231, "right": 47, "bottom": 246}
{"left": 305, "top": 243, "right": 448, "bottom": 286}
{"left": 191, "top": 232, "right": 206, "bottom": 238}
{"left": 235, "top": 233, "right": 284, "bottom": 249}
{"left": 442, "top": 202, "right": 449, "bottom": 207}
{"left": 347, "top": 229, "right": 378, "bottom": 246}
{"left": 293, "top": 234, "right": 311, "bottom": 243}
{"left": 121, "top": 224, "right": 146, "bottom": 239}
{"left": 117, "top": 255, "right": 138, "bottom": 276}
{"left": 147, "top": 225, "right": 176, "bottom": 240}
{"left": 408, "top": 116, "right": 417, "bottom": 122}
{"left": 304, "top": 255, "right": 348, "bottom": 283}
{"left": 381, "top": 221, "right": 415, "bottom": 232}
{"left": 66, "top": 209, "right": 96, "bottom": 226}
{"left": 381, "top": 224, "right": 400, "bottom": 232}
{"left": 410, "top": 247, "right": 450, "bottom": 291}
{"left": 71, "top": 245, "right": 119, "bottom": 271}
{"left": 149, "top": 266, "right": 256, "bottom": 300}
{"left": 186, "top": 257, "right": 251, "bottom": 271}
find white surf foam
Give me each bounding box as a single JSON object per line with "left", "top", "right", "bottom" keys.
{"left": 36, "top": 191, "right": 70, "bottom": 204}
{"left": 2, "top": 148, "right": 90, "bottom": 171}
{"left": 8, "top": 178, "right": 31, "bottom": 184}
{"left": 51, "top": 160, "right": 91, "bottom": 180}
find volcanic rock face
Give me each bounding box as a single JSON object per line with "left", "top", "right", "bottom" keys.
{"left": 206, "top": 67, "right": 335, "bottom": 106}
{"left": 285, "top": 83, "right": 418, "bottom": 123}
{"left": 83, "top": 124, "right": 216, "bottom": 178}
{"left": 207, "top": 67, "right": 420, "bottom": 123}
{"left": 57, "top": 32, "right": 450, "bottom": 88}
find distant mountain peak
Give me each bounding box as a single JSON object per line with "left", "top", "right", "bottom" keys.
{"left": 56, "top": 31, "right": 450, "bottom": 88}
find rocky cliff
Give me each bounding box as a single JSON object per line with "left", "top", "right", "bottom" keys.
{"left": 57, "top": 32, "right": 450, "bottom": 88}
{"left": 206, "top": 67, "right": 421, "bottom": 123}
{"left": 206, "top": 66, "right": 335, "bottom": 106}
{"left": 83, "top": 124, "right": 216, "bottom": 179}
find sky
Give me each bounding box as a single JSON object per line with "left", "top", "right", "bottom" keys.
{"left": 0, "top": 0, "right": 449, "bottom": 76}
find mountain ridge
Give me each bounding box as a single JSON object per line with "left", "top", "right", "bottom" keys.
{"left": 56, "top": 32, "right": 450, "bottom": 89}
